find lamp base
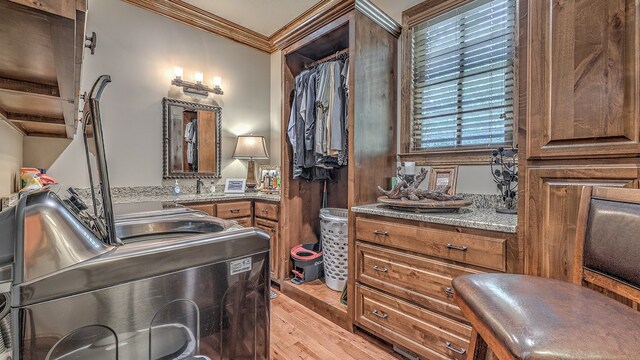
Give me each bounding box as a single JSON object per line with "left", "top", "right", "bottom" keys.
{"left": 246, "top": 159, "right": 258, "bottom": 192}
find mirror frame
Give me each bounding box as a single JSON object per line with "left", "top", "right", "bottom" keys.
{"left": 162, "top": 97, "right": 222, "bottom": 179}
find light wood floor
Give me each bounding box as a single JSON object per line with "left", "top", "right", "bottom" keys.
{"left": 270, "top": 290, "right": 401, "bottom": 360}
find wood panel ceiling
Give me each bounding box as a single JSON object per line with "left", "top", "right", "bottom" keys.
{"left": 0, "top": 0, "right": 86, "bottom": 138}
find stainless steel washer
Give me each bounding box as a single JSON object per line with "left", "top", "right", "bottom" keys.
{"left": 0, "top": 75, "right": 270, "bottom": 360}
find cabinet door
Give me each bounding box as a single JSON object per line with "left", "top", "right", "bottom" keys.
{"left": 527, "top": 0, "right": 640, "bottom": 159}
{"left": 255, "top": 218, "right": 279, "bottom": 282}
{"left": 526, "top": 165, "right": 638, "bottom": 281}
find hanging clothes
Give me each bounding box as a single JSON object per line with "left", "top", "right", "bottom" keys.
{"left": 288, "top": 54, "right": 349, "bottom": 181}
{"left": 184, "top": 120, "right": 198, "bottom": 171}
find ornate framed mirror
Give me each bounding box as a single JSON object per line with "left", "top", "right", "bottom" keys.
{"left": 163, "top": 97, "right": 222, "bottom": 179}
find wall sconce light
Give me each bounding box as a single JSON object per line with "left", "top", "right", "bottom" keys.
{"left": 172, "top": 67, "right": 223, "bottom": 96}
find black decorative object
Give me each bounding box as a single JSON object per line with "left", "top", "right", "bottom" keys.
{"left": 396, "top": 165, "right": 414, "bottom": 184}
{"left": 491, "top": 147, "right": 518, "bottom": 214}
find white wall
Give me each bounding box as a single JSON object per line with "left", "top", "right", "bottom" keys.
{"left": 0, "top": 122, "right": 23, "bottom": 196}
{"left": 47, "top": 0, "right": 271, "bottom": 188}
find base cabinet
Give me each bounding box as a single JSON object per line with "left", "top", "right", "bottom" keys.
{"left": 525, "top": 165, "right": 639, "bottom": 281}
{"left": 353, "top": 214, "right": 515, "bottom": 360}
{"left": 184, "top": 199, "right": 281, "bottom": 282}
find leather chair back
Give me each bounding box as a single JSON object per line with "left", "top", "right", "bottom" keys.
{"left": 584, "top": 198, "right": 640, "bottom": 289}
{"left": 574, "top": 187, "right": 640, "bottom": 305}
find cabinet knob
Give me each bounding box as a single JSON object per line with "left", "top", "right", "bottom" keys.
{"left": 444, "top": 287, "right": 454, "bottom": 297}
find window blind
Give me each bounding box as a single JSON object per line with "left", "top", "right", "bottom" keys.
{"left": 410, "top": 0, "right": 516, "bottom": 151}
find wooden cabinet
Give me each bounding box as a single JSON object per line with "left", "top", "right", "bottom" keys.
{"left": 187, "top": 203, "right": 216, "bottom": 216}
{"left": 255, "top": 201, "right": 278, "bottom": 221}
{"left": 353, "top": 214, "right": 515, "bottom": 360}
{"left": 356, "top": 218, "right": 507, "bottom": 271}
{"left": 521, "top": 0, "right": 640, "bottom": 284}
{"left": 525, "top": 165, "right": 639, "bottom": 281}
{"left": 255, "top": 201, "right": 281, "bottom": 282}
{"left": 0, "top": 0, "right": 87, "bottom": 138}
{"left": 217, "top": 201, "right": 253, "bottom": 222}
{"left": 255, "top": 218, "right": 279, "bottom": 280}
{"left": 184, "top": 199, "right": 282, "bottom": 282}
{"left": 255, "top": 201, "right": 280, "bottom": 282}
{"left": 526, "top": 0, "right": 640, "bottom": 159}
{"left": 355, "top": 285, "right": 471, "bottom": 360}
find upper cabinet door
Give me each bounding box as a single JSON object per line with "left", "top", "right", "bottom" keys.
{"left": 526, "top": 0, "right": 640, "bottom": 159}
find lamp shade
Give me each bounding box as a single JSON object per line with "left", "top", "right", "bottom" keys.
{"left": 233, "top": 136, "right": 269, "bottom": 159}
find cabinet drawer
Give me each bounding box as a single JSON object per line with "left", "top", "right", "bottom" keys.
{"left": 356, "top": 218, "right": 506, "bottom": 271}
{"left": 233, "top": 217, "right": 253, "bottom": 227}
{"left": 186, "top": 203, "right": 216, "bottom": 217}
{"left": 356, "top": 285, "right": 471, "bottom": 360}
{"left": 217, "top": 201, "right": 252, "bottom": 219}
{"left": 356, "top": 242, "right": 480, "bottom": 321}
{"left": 255, "top": 201, "right": 278, "bottom": 221}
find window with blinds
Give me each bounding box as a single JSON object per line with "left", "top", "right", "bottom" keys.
{"left": 410, "top": 0, "right": 516, "bottom": 151}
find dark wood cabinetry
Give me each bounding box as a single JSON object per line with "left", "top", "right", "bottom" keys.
{"left": 526, "top": 0, "right": 640, "bottom": 160}
{"left": 520, "top": 0, "right": 640, "bottom": 282}
{"left": 184, "top": 199, "right": 281, "bottom": 282}
{"left": 525, "top": 165, "right": 639, "bottom": 282}
{"left": 279, "top": 5, "right": 398, "bottom": 330}
{"left": 353, "top": 213, "right": 517, "bottom": 359}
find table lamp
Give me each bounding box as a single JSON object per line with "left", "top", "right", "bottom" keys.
{"left": 233, "top": 135, "right": 269, "bottom": 192}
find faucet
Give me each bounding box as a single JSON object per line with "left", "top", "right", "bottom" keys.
{"left": 196, "top": 178, "right": 205, "bottom": 195}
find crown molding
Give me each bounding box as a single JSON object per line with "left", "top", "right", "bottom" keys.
{"left": 121, "top": 0, "right": 401, "bottom": 54}
{"left": 355, "top": 0, "right": 401, "bottom": 38}
{"left": 122, "top": 0, "right": 272, "bottom": 52}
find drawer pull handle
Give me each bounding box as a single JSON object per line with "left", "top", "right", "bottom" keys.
{"left": 271, "top": 228, "right": 277, "bottom": 233}
{"left": 261, "top": 209, "right": 269, "bottom": 213}
{"left": 373, "top": 265, "right": 388, "bottom": 273}
{"left": 444, "top": 287, "right": 454, "bottom": 297}
{"left": 446, "top": 243, "right": 468, "bottom": 251}
{"left": 230, "top": 209, "right": 241, "bottom": 213}
{"left": 372, "top": 309, "right": 388, "bottom": 319}
{"left": 373, "top": 230, "right": 388, "bottom": 236}
{"left": 445, "top": 341, "right": 466, "bottom": 355}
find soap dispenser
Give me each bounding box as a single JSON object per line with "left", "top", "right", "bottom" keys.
{"left": 172, "top": 180, "right": 181, "bottom": 199}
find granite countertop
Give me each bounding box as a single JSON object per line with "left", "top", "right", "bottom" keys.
{"left": 351, "top": 203, "right": 517, "bottom": 233}
{"left": 1, "top": 186, "right": 280, "bottom": 210}
{"left": 109, "top": 192, "right": 280, "bottom": 205}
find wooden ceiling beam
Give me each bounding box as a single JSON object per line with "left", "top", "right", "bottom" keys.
{"left": 7, "top": 112, "right": 66, "bottom": 125}
{"left": 0, "top": 77, "right": 60, "bottom": 98}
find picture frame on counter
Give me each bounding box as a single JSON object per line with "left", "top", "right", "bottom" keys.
{"left": 224, "top": 178, "right": 246, "bottom": 193}
{"left": 428, "top": 166, "right": 458, "bottom": 195}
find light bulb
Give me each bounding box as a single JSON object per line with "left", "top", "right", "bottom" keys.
{"left": 213, "top": 76, "right": 222, "bottom": 88}
{"left": 194, "top": 71, "right": 204, "bottom": 84}
{"left": 174, "top": 66, "right": 183, "bottom": 79}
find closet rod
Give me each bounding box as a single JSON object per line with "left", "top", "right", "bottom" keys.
{"left": 305, "top": 48, "right": 349, "bottom": 69}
